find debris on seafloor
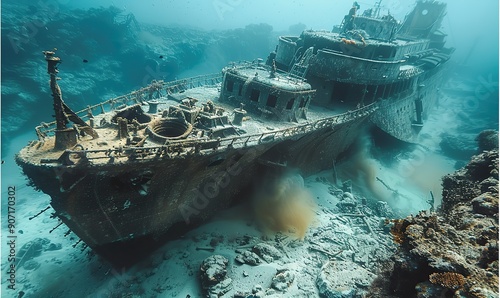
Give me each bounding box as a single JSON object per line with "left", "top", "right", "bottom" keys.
{"left": 200, "top": 255, "right": 233, "bottom": 297}
{"left": 191, "top": 176, "right": 399, "bottom": 297}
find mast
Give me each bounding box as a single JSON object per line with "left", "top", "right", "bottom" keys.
{"left": 374, "top": 0, "right": 383, "bottom": 18}
{"left": 44, "top": 49, "right": 68, "bottom": 131}
{"left": 43, "top": 49, "right": 98, "bottom": 149}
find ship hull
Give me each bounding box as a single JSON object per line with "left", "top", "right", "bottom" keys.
{"left": 371, "top": 67, "right": 446, "bottom": 143}
{"left": 16, "top": 112, "right": 370, "bottom": 265}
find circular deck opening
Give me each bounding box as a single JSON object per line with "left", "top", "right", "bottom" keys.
{"left": 147, "top": 118, "right": 193, "bottom": 142}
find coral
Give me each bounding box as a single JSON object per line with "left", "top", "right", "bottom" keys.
{"left": 369, "top": 150, "right": 499, "bottom": 297}
{"left": 389, "top": 219, "right": 409, "bottom": 244}
{"left": 466, "top": 151, "right": 499, "bottom": 181}
{"left": 429, "top": 272, "right": 466, "bottom": 290}
{"left": 471, "top": 194, "right": 499, "bottom": 216}
{"left": 441, "top": 150, "right": 499, "bottom": 216}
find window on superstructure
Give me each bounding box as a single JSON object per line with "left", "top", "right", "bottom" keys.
{"left": 286, "top": 98, "right": 295, "bottom": 109}
{"left": 378, "top": 45, "right": 393, "bottom": 59}
{"left": 250, "top": 89, "right": 260, "bottom": 102}
{"left": 226, "top": 80, "right": 234, "bottom": 92}
{"left": 238, "top": 85, "right": 243, "bottom": 96}
{"left": 266, "top": 94, "right": 278, "bottom": 108}
{"left": 299, "top": 97, "right": 306, "bottom": 108}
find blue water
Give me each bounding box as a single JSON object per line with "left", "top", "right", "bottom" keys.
{"left": 1, "top": 0, "right": 498, "bottom": 297}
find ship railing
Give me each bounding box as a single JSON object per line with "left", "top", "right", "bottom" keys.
{"left": 54, "top": 103, "right": 378, "bottom": 165}
{"left": 35, "top": 73, "right": 223, "bottom": 139}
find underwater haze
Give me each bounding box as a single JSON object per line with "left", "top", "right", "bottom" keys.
{"left": 2, "top": 0, "right": 498, "bottom": 144}
{"left": 59, "top": 0, "right": 499, "bottom": 68}
{"left": 1, "top": 0, "right": 499, "bottom": 297}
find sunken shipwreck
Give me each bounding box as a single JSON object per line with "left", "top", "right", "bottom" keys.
{"left": 16, "top": 1, "right": 456, "bottom": 267}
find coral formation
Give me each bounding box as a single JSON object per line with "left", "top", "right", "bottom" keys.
{"left": 389, "top": 219, "right": 408, "bottom": 244}
{"left": 428, "top": 272, "right": 466, "bottom": 290}
{"left": 369, "top": 150, "right": 499, "bottom": 297}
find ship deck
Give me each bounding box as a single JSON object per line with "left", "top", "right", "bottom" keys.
{"left": 18, "top": 82, "right": 373, "bottom": 167}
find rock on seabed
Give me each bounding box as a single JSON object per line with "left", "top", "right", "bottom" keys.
{"left": 200, "top": 255, "right": 233, "bottom": 297}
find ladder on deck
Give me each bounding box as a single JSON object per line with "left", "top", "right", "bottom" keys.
{"left": 289, "top": 47, "right": 314, "bottom": 78}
